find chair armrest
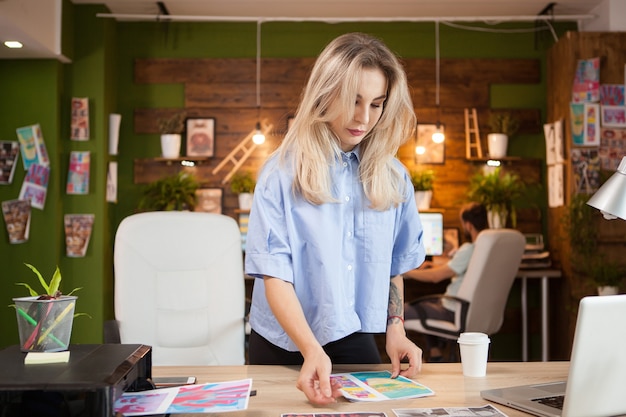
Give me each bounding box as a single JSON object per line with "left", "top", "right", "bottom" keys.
{"left": 411, "top": 295, "right": 470, "bottom": 337}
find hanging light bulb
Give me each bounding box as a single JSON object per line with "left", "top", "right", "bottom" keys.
{"left": 432, "top": 122, "right": 445, "bottom": 143}
{"left": 415, "top": 145, "right": 426, "bottom": 155}
{"left": 252, "top": 121, "right": 265, "bottom": 144}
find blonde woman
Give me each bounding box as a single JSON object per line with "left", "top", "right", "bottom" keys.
{"left": 245, "top": 32, "right": 425, "bottom": 404}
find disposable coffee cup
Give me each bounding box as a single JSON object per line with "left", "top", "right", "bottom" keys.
{"left": 457, "top": 332, "right": 490, "bottom": 377}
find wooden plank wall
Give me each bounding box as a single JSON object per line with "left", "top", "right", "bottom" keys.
{"left": 547, "top": 31, "right": 626, "bottom": 359}
{"left": 133, "top": 57, "right": 543, "bottom": 234}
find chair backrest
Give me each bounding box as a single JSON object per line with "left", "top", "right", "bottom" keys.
{"left": 114, "top": 211, "right": 245, "bottom": 366}
{"left": 456, "top": 228, "right": 525, "bottom": 335}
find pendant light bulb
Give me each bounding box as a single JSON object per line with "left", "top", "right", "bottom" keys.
{"left": 415, "top": 145, "right": 426, "bottom": 155}
{"left": 252, "top": 121, "right": 265, "bottom": 145}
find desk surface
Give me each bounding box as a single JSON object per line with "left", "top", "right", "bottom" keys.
{"left": 154, "top": 362, "right": 569, "bottom": 417}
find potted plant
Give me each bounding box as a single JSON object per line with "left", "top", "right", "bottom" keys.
{"left": 11, "top": 264, "right": 82, "bottom": 352}
{"left": 467, "top": 166, "right": 525, "bottom": 228}
{"left": 158, "top": 111, "right": 186, "bottom": 159}
{"left": 230, "top": 170, "right": 256, "bottom": 210}
{"left": 138, "top": 171, "right": 199, "bottom": 211}
{"left": 410, "top": 169, "right": 435, "bottom": 210}
{"left": 487, "top": 112, "right": 520, "bottom": 158}
{"left": 564, "top": 193, "right": 624, "bottom": 295}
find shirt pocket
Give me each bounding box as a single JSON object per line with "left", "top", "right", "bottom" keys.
{"left": 363, "top": 209, "right": 395, "bottom": 263}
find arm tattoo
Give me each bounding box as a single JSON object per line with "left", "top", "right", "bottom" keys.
{"left": 388, "top": 281, "right": 403, "bottom": 317}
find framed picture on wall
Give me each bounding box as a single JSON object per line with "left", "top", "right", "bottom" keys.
{"left": 414, "top": 124, "right": 445, "bottom": 164}
{"left": 443, "top": 227, "right": 460, "bottom": 257}
{"left": 194, "top": 188, "right": 222, "bottom": 214}
{"left": 185, "top": 118, "right": 215, "bottom": 157}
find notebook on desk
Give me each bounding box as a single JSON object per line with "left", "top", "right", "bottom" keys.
{"left": 481, "top": 294, "right": 626, "bottom": 417}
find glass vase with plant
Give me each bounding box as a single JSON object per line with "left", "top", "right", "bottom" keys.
{"left": 467, "top": 167, "right": 525, "bottom": 228}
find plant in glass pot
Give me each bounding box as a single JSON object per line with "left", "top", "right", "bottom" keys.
{"left": 467, "top": 166, "right": 525, "bottom": 228}
{"left": 158, "top": 111, "right": 186, "bottom": 159}
{"left": 410, "top": 169, "right": 435, "bottom": 210}
{"left": 10, "top": 264, "right": 83, "bottom": 352}
{"left": 230, "top": 170, "right": 256, "bottom": 210}
{"left": 487, "top": 112, "right": 520, "bottom": 158}
{"left": 138, "top": 171, "right": 199, "bottom": 211}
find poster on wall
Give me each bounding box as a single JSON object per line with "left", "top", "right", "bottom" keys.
{"left": 1, "top": 199, "right": 31, "bottom": 244}
{"left": 547, "top": 164, "right": 564, "bottom": 208}
{"left": 583, "top": 103, "right": 600, "bottom": 146}
{"left": 600, "top": 105, "right": 626, "bottom": 128}
{"left": 195, "top": 188, "right": 222, "bottom": 214}
{"left": 16, "top": 124, "right": 49, "bottom": 170}
{"left": 543, "top": 119, "right": 564, "bottom": 165}
{"left": 571, "top": 148, "right": 600, "bottom": 194}
{"left": 71, "top": 97, "right": 90, "bottom": 141}
{"left": 599, "top": 84, "right": 625, "bottom": 106}
{"left": 572, "top": 57, "right": 600, "bottom": 103}
{"left": 106, "top": 161, "right": 118, "bottom": 203}
{"left": 66, "top": 151, "right": 90, "bottom": 195}
{"left": 0, "top": 141, "right": 20, "bottom": 184}
{"left": 570, "top": 103, "right": 585, "bottom": 145}
{"left": 18, "top": 163, "right": 50, "bottom": 210}
{"left": 185, "top": 117, "right": 215, "bottom": 157}
{"left": 64, "top": 214, "right": 95, "bottom": 257}
{"left": 599, "top": 128, "right": 626, "bottom": 170}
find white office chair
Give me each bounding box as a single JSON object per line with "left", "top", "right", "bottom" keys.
{"left": 112, "top": 211, "right": 245, "bottom": 366}
{"left": 404, "top": 229, "right": 525, "bottom": 359}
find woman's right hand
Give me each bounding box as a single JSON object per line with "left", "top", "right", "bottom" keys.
{"left": 296, "top": 348, "right": 342, "bottom": 405}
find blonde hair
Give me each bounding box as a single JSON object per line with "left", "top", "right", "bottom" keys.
{"left": 277, "top": 32, "right": 416, "bottom": 210}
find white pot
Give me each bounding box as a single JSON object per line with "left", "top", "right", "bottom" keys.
{"left": 487, "top": 133, "right": 508, "bottom": 158}
{"left": 238, "top": 193, "right": 253, "bottom": 210}
{"left": 414, "top": 190, "right": 433, "bottom": 211}
{"left": 597, "top": 286, "right": 619, "bottom": 296}
{"left": 487, "top": 209, "right": 507, "bottom": 229}
{"left": 160, "top": 134, "right": 182, "bottom": 158}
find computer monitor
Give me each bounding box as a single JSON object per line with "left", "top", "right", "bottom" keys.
{"left": 419, "top": 212, "right": 444, "bottom": 258}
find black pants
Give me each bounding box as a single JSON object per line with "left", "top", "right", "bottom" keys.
{"left": 248, "top": 329, "right": 381, "bottom": 365}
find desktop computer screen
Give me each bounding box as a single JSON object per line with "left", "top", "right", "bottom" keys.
{"left": 419, "top": 212, "right": 444, "bottom": 257}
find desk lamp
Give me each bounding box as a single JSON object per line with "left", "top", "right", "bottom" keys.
{"left": 586, "top": 156, "right": 626, "bottom": 220}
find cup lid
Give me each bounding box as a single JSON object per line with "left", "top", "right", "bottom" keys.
{"left": 457, "top": 332, "right": 490, "bottom": 344}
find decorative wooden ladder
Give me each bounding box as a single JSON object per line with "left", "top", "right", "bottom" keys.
{"left": 464, "top": 108, "right": 483, "bottom": 159}
{"left": 212, "top": 118, "right": 273, "bottom": 184}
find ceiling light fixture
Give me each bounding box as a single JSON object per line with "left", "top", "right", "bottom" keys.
{"left": 252, "top": 21, "right": 265, "bottom": 145}
{"left": 432, "top": 21, "right": 445, "bottom": 144}
{"left": 4, "top": 41, "right": 23, "bottom": 49}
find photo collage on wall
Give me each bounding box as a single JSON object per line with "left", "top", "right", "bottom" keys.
{"left": 1, "top": 99, "right": 95, "bottom": 254}
{"left": 562, "top": 58, "right": 626, "bottom": 195}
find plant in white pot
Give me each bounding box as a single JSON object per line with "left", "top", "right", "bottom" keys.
{"left": 467, "top": 167, "right": 525, "bottom": 228}
{"left": 587, "top": 258, "right": 624, "bottom": 296}
{"left": 410, "top": 169, "right": 435, "bottom": 210}
{"left": 158, "top": 111, "right": 186, "bottom": 158}
{"left": 10, "top": 264, "right": 83, "bottom": 352}
{"left": 230, "top": 170, "right": 256, "bottom": 210}
{"left": 487, "top": 112, "right": 520, "bottom": 158}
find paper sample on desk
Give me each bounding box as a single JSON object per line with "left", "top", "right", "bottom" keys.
{"left": 114, "top": 378, "right": 252, "bottom": 415}
{"left": 394, "top": 404, "right": 509, "bottom": 416}
{"left": 331, "top": 371, "right": 434, "bottom": 402}
{"left": 284, "top": 413, "right": 387, "bottom": 417}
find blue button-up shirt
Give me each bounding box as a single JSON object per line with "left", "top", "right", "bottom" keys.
{"left": 245, "top": 148, "right": 425, "bottom": 351}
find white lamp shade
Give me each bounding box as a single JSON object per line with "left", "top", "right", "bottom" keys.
{"left": 587, "top": 156, "right": 626, "bottom": 220}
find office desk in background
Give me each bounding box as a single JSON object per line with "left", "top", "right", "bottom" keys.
{"left": 154, "top": 362, "right": 569, "bottom": 417}
{"left": 516, "top": 268, "right": 562, "bottom": 362}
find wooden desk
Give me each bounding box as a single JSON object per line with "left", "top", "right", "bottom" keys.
{"left": 154, "top": 362, "right": 569, "bottom": 417}
{"left": 516, "top": 268, "right": 562, "bottom": 362}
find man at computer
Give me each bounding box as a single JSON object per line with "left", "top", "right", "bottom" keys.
{"left": 403, "top": 202, "right": 488, "bottom": 361}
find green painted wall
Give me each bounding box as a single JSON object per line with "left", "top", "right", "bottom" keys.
{"left": 0, "top": 2, "right": 575, "bottom": 351}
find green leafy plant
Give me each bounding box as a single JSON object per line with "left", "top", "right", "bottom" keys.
{"left": 230, "top": 171, "right": 256, "bottom": 194}
{"left": 410, "top": 169, "right": 435, "bottom": 191}
{"left": 467, "top": 167, "right": 525, "bottom": 227}
{"left": 138, "top": 171, "right": 199, "bottom": 211}
{"left": 16, "top": 263, "right": 82, "bottom": 300}
{"left": 586, "top": 257, "right": 625, "bottom": 287}
{"left": 489, "top": 112, "right": 520, "bottom": 137}
{"left": 158, "top": 111, "right": 186, "bottom": 134}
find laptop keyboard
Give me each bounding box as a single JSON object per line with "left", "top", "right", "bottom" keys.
{"left": 532, "top": 395, "right": 565, "bottom": 410}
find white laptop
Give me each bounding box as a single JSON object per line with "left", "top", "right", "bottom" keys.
{"left": 481, "top": 294, "right": 626, "bottom": 417}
